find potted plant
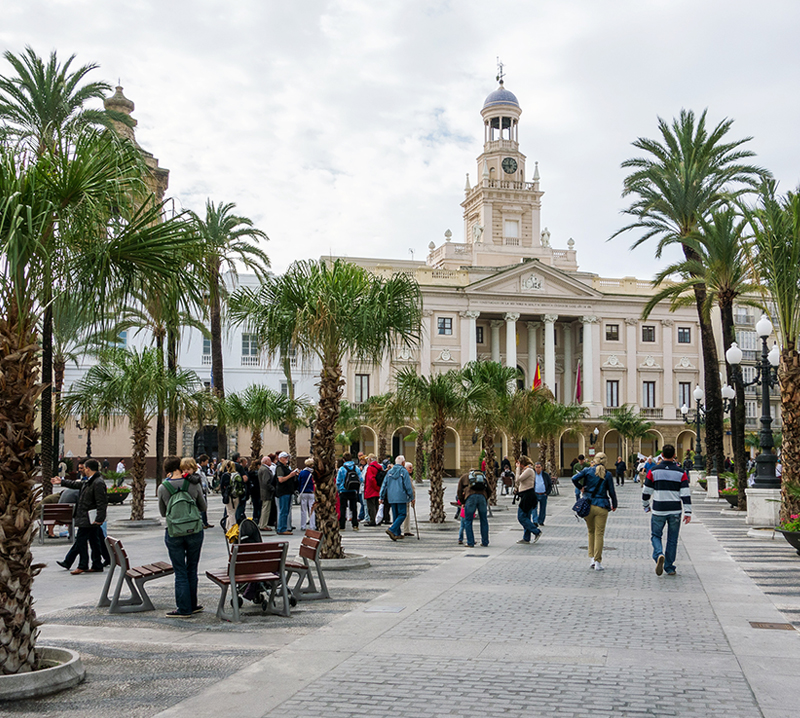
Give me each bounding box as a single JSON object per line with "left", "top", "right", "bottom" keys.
{"left": 698, "top": 478, "right": 707, "bottom": 491}
{"left": 103, "top": 470, "right": 131, "bottom": 505}
{"left": 719, "top": 472, "right": 739, "bottom": 507}
{"left": 776, "top": 514, "right": 800, "bottom": 555}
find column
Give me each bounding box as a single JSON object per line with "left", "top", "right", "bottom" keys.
{"left": 661, "top": 319, "right": 675, "bottom": 419}
{"left": 526, "top": 321, "right": 538, "bottom": 388}
{"left": 581, "top": 316, "right": 597, "bottom": 410}
{"left": 625, "top": 318, "right": 638, "bottom": 409}
{"left": 421, "top": 310, "right": 433, "bottom": 376}
{"left": 543, "top": 314, "right": 558, "bottom": 390}
{"left": 504, "top": 312, "right": 519, "bottom": 369}
{"left": 459, "top": 311, "right": 480, "bottom": 365}
{"left": 491, "top": 320, "right": 503, "bottom": 363}
{"left": 563, "top": 321, "right": 573, "bottom": 404}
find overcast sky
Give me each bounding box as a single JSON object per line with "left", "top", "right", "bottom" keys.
{"left": 2, "top": 0, "right": 799, "bottom": 279}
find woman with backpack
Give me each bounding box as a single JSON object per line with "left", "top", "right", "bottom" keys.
{"left": 158, "top": 456, "right": 206, "bottom": 617}
{"left": 336, "top": 452, "right": 363, "bottom": 532}
{"left": 220, "top": 460, "right": 245, "bottom": 530}
{"left": 572, "top": 452, "right": 618, "bottom": 571}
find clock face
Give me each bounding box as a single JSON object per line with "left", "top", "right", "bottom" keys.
{"left": 502, "top": 157, "right": 518, "bottom": 174}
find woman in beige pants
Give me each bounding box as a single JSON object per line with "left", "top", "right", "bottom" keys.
{"left": 571, "top": 453, "right": 618, "bottom": 571}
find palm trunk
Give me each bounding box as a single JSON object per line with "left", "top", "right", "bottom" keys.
{"left": 282, "top": 356, "right": 297, "bottom": 460}
{"left": 288, "top": 428, "right": 297, "bottom": 460}
{"left": 482, "top": 429, "right": 497, "bottom": 505}
{"left": 47, "top": 356, "right": 67, "bottom": 496}
{"left": 154, "top": 333, "right": 165, "bottom": 493}
{"left": 378, "top": 431, "right": 388, "bottom": 459}
{"left": 779, "top": 346, "right": 800, "bottom": 523}
{"left": 511, "top": 436, "right": 522, "bottom": 463}
{"left": 210, "top": 268, "right": 227, "bottom": 460}
{"left": 720, "top": 303, "right": 747, "bottom": 506}
{"left": 0, "top": 301, "right": 42, "bottom": 675}
{"left": 538, "top": 439, "right": 548, "bottom": 474}
{"left": 414, "top": 432, "right": 424, "bottom": 483}
{"left": 40, "top": 303, "right": 53, "bottom": 487}
{"left": 313, "top": 358, "right": 345, "bottom": 558}
{"left": 548, "top": 436, "right": 558, "bottom": 476}
{"left": 688, "top": 272, "right": 725, "bottom": 475}
{"left": 167, "top": 327, "right": 178, "bottom": 455}
{"left": 129, "top": 419, "right": 149, "bottom": 521}
{"left": 428, "top": 416, "right": 447, "bottom": 522}
{"left": 250, "top": 429, "right": 262, "bottom": 461}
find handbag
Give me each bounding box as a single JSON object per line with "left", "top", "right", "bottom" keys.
{"left": 572, "top": 471, "right": 608, "bottom": 519}
{"left": 375, "top": 503, "right": 384, "bottom": 523}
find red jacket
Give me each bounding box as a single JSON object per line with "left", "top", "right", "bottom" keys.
{"left": 364, "top": 461, "right": 382, "bottom": 498}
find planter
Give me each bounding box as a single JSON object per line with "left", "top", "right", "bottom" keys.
{"left": 107, "top": 491, "right": 130, "bottom": 505}
{"left": 721, "top": 493, "right": 738, "bottom": 508}
{"left": 698, "top": 480, "right": 707, "bottom": 491}
{"left": 0, "top": 647, "right": 85, "bottom": 700}
{"left": 777, "top": 529, "right": 800, "bottom": 556}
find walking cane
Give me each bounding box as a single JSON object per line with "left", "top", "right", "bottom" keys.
{"left": 412, "top": 503, "right": 420, "bottom": 540}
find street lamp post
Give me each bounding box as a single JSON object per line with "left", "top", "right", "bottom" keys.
{"left": 588, "top": 426, "right": 599, "bottom": 456}
{"left": 680, "top": 385, "right": 707, "bottom": 471}
{"left": 725, "top": 314, "right": 780, "bottom": 490}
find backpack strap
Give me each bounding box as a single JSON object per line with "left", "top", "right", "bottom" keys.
{"left": 163, "top": 480, "right": 177, "bottom": 496}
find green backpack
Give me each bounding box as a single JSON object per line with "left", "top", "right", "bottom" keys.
{"left": 163, "top": 479, "right": 204, "bottom": 538}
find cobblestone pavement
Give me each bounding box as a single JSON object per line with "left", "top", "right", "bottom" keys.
{"left": 8, "top": 480, "right": 800, "bottom": 718}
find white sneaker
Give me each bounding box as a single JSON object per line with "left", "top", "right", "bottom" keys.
{"left": 589, "top": 560, "right": 596, "bottom": 570}
{"left": 594, "top": 561, "right": 605, "bottom": 571}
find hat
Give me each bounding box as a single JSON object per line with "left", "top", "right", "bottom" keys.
{"left": 279, "top": 452, "right": 290, "bottom": 459}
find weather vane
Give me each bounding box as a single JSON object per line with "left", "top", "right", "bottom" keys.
{"left": 496, "top": 57, "right": 505, "bottom": 85}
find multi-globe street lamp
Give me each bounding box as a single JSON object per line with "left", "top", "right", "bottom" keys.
{"left": 680, "top": 385, "right": 707, "bottom": 471}
{"left": 724, "top": 314, "right": 780, "bottom": 489}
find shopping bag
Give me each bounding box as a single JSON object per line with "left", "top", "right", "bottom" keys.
{"left": 375, "top": 504, "right": 384, "bottom": 523}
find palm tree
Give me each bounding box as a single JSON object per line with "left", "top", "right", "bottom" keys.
{"left": 363, "top": 392, "right": 396, "bottom": 459}
{"left": 503, "top": 388, "right": 539, "bottom": 462}
{"left": 63, "top": 348, "right": 201, "bottom": 521}
{"left": 745, "top": 183, "right": 800, "bottom": 521}
{"left": 0, "top": 142, "right": 196, "bottom": 675}
{"left": 604, "top": 405, "right": 655, "bottom": 466}
{"left": 462, "top": 360, "right": 519, "bottom": 504}
{"left": 613, "top": 109, "right": 769, "bottom": 479}
{"left": 643, "top": 206, "right": 759, "bottom": 500}
{"left": 529, "top": 391, "right": 586, "bottom": 475}
{"left": 396, "top": 367, "right": 484, "bottom": 522}
{"left": 191, "top": 200, "right": 269, "bottom": 460}
{"left": 228, "top": 259, "right": 421, "bottom": 557}
{"left": 335, "top": 400, "right": 363, "bottom": 454}
{"left": 223, "top": 384, "right": 287, "bottom": 459}
{"left": 0, "top": 47, "right": 136, "bottom": 483}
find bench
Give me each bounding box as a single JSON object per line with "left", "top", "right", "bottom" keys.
{"left": 97, "top": 536, "right": 174, "bottom": 613}
{"left": 38, "top": 504, "right": 75, "bottom": 544}
{"left": 206, "top": 541, "right": 290, "bottom": 622}
{"left": 551, "top": 477, "right": 560, "bottom": 495}
{"left": 284, "top": 529, "right": 330, "bottom": 601}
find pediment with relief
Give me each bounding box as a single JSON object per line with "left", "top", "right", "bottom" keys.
{"left": 464, "top": 261, "right": 601, "bottom": 299}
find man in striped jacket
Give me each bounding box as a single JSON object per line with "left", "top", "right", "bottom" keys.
{"left": 642, "top": 444, "right": 691, "bottom": 576}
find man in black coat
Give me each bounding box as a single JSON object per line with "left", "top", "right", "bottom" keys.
{"left": 615, "top": 456, "right": 627, "bottom": 486}
{"left": 55, "top": 458, "right": 108, "bottom": 574}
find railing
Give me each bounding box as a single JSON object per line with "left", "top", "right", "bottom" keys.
{"left": 241, "top": 356, "right": 259, "bottom": 367}
{"left": 742, "top": 350, "right": 758, "bottom": 361}
{"left": 603, "top": 407, "right": 619, "bottom": 416}
{"left": 484, "top": 140, "right": 519, "bottom": 153}
{"left": 484, "top": 179, "right": 538, "bottom": 191}
{"left": 504, "top": 237, "right": 520, "bottom": 246}
{"left": 640, "top": 408, "right": 663, "bottom": 419}
{"left": 735, "top": 315, "right": 755, "bottom": 326}
{"left": 201, "top": 354, "right": 211, "bottom": 366}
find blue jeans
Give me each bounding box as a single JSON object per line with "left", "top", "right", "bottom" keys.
{"left": 459, "top": 515, "right": 467, "bottom": 542}
{"left": 533, "top": 493, "right": 548, "bottom": 525}
{"left": 517, "top": 505, "right": 541, "bottom": 542}
{"left": 357, "top": 492, "right": 366, "bottom": 521}
{"left": 165, "top": 529, "right": 204, "bottom": 615}
{"left": 389, "top": 502, "right": 407, "bottom": 536}
{"left": 464, "top": 493, "right": 489, "bottom": 546}
{"left": 277, "top": 494, "right": 293, "bottom": 533}
{"left": 651, "top": 513, "right": 681, "bottom": 572}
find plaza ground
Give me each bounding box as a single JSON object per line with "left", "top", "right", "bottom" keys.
{"left": 7, "top": 479, "right": 800, "bottom": 718}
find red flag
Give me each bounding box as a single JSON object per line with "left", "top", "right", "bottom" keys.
{"left": 533, "top": 362, "right": 542, "bottom": 389}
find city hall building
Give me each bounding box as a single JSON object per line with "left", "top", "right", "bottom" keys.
{"left": 65, "top": 81, "right": 775, "bottom": 474}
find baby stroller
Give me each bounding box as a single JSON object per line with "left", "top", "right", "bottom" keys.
{"left": 500, "top": 469, "right": 515, "bottom": 495}
{"left": 229, "top": 518, "right": 297, "bottom": 611}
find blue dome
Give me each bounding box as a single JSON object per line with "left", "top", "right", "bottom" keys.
{"left": 483, "top": 85, "right": 520, "bottom": 108}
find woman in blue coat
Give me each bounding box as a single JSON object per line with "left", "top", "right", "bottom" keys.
{"left": 572, "top": 452, "right": 617, "bottom": 571}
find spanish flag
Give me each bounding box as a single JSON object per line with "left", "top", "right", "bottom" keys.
{"left": 533, "top": 362, "right": 542, "bottom": 389}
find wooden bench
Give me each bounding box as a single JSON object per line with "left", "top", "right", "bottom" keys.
{"left": 206, "top": 541, "right": 290, "bottom": 622}
{"left": 38, "top": 504, "right": 75, "bottom": 544}
{"left": 97, "top": 536, "right": 174, "bottom": 613}
{"left": 284, "top": 529, "right": 330, "bottom": 601}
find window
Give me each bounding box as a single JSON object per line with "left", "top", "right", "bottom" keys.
{"left": 678, "top": 382, "right": 692, "bottom": 410}
{"left": 643, "top": 381, "right": 656, "bottom": 408}
{"left": 606, "top": 380, "right": 620, "bottom": 408}
{"left": 354, "top": 374, "right": 370, "bottom": 403}
{"left": 605, "top": 324, "right": 619, "bottom": 341}
{"left": 734, "top": 306, "right": 754, "bottom": 325}
{"left": 241, "top": 333, "right": 259, "bottom": 366}
{"left": 742, "top": 366, "right": 756, "bottom": 383}
{"left": 476, "top": 326, "right": 484, "bottom": 344}
{"left": 280, "top": 381, "right": 296, "bottom": 397}
{"left": 437, "top": 317, "right": 453, "bottom": 335}
{"left": 504, "top": 219, "right": 519, "bottom": 238}
{"left": 736, "top": 330, "right": 757, "bottom": 351}
{"left": 677, "top": 327, "right": 691, "bottom": 344}
{"left": 745, "top": 400, "right": 757, "bottom": 419}
{"left": 642, "top": 325, "right": 655, "bottom": 342}
{"left": 202, "top": 337, "right": 211, "bottom": 365}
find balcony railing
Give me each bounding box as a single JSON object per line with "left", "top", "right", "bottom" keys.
{"left": 201, "top": 354, "right": 211, "bottom": 366}
{"left": 504, "top": 237, "right": 520, "bottom": 246}
{"left": 241, "top": 355, "right": 259, "bottom": 367}
{"left": 640, "top": 408, "right": 663, "bottom": 419}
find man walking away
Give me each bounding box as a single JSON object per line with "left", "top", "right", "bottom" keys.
{"left": 336, "top": 452, "right": 363, "bottom": 532}
{"left": 298, "top": 458, "right": 316, "bottom": 530}
{"left": 615, "top": 456, "right": 627, "bottom": 486}
{"left": 379, "top": 455, "right": 414, "bottom": 541}
{"left": 457, "top": 468, "right": 491, "bottom": 547}
{"left": 643, "top": 444, "right": 691, "bottom": 576}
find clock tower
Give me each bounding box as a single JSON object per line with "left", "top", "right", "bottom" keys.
{"left": 460, "top": 77, "right": 545, "bottom": 265}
